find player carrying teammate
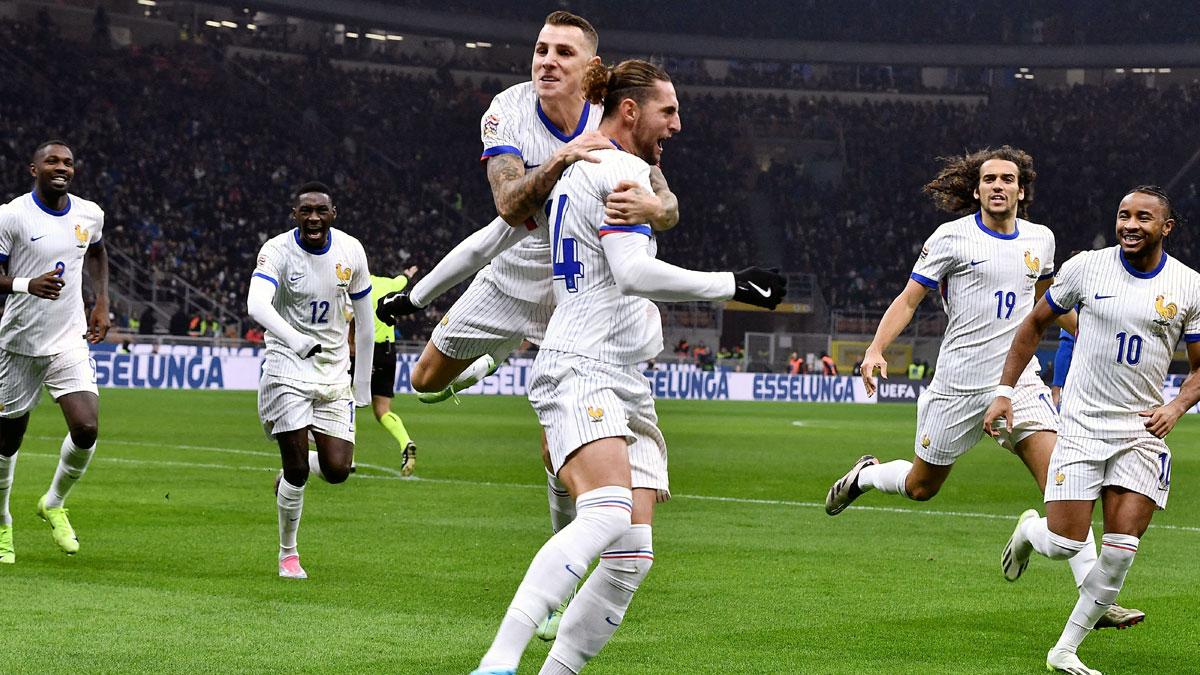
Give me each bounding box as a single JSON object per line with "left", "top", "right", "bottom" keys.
{"left": 470, "top": 60, "right": 786, "bottom": 675}
{"left": 985, "top": 186, "right": 1200, "bottom": 675}
{"left": 823, "top": 147, "right": 1141, "bottom": 629}
{"left": 378, "top": 10, "right": 677, "bottom": 639}
{"left": 247, "top": 182, "right": 374, "bottom": 579}
{"left": 0, "top": 140, "right": 110, "bottom": 563}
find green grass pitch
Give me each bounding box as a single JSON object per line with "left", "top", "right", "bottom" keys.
{"left": 2, "top": 390, "right": 1197, "bottom": 673}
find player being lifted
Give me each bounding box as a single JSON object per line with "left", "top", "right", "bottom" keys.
{"left": 0, "top": 140, "right": 110, "bottom": 563}
{"left": 378, "top": 10, "right": 676, "bottom": 638}
{"left": 985, "top": 186, "right": 1200, "bottom": 675}
{"left": 471, "top": 60, "right": 786, "bottom": 675}
{"left": 824, "top": 147, "right": 1142, "bottom": 628}
{"left": 248, "top": 182, "right": 373, "bottom": 579}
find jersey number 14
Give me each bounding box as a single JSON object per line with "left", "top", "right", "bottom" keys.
{"left": 548, "top": 194, "right": 584, "bottom": 293}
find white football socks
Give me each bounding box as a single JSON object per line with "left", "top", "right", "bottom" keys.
{"left": 1065, "top": 527, "right": 1098, "bottom": 588}
{"left": 1054, "top": 533, "right": 1139, "bottom": 654}
{"left": 44, "top": 434, "right": 95, "bottom": 509}
{"left": 856, "top": 459, "right": 912, "bottom": 496}
{"left": 451, "top": 354, "right": 494, "bottom": 392}
{"left": 478, "top": 485, "right": 633, "bottom": 672}
{"left": 0, "top": 452, "right": 16, "bottom": 526}
{"left": 307, "top": 450, "right": 326, "bottom": 482}
{"left": 1020, "top": 516, "right": 1088, "bottom": 561}
{"left": 544, "top": 524, "right": 654, "bottom": 674}
{"left": 546, "top": 469, "right": 576, "bottom": 533}
{"left": 277, "top": 478, "right": 305, "bottom": 556}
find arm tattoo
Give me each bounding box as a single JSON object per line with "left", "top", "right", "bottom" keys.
{"left": 649, "top": 166, "right": 680, "bottom": 231}
{"left": 487, "top": 153, "right": 562, "bottom": 224}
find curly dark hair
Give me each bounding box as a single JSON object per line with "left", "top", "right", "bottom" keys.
{"left": 1126, "top": 184, "right": 1177, "bottom": 223}
{"left": 923, "top": 145, "right": 1036, "bottom": 217}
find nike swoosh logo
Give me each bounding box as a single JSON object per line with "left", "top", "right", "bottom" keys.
{"left": 289, "top": 274, "right": 305, "bottom": 282}
{"left": 31, "top": 235, "right": 46, "bottom": 241}
{"left": 564, "top": 563, "right": 584, "bottom": 580}
{"left": 605, "top": 616, "right": 620, "bottom": 627}
{"left": 524, "top": 163, "right": 541, "bottom": 169}
{"left": 288, "top": 517, "right": 300, "bottom": 522}
{"left": 1094, "top": 599, "right": 1111, "bottom": 607}
{"left": 747, "top": 281, "right": 771, "bottom": 298}
{"left": 1094, "top": 294, "right": 1116, "bottom": 300}
{"left": 970, "top": 259, "right": 988, "bottom": 266}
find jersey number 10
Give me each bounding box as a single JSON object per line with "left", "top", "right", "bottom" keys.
{"left": 548, "top": 194, "right": 584, "bottom": 293}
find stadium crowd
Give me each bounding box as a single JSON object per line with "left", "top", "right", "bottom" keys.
{"left": 4, "top": 17, "right": 1200, "bottom": 334}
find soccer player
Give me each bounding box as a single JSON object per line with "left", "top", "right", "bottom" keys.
{"left": 471, "top": 59, "right": 786, "bottom": 675}
{"left": 823, "top": 147, "right": 1141, "bottom": 628}
{"left": 378, "top": 10, "right": 677, "bottom": 638}
{"left": 0, "top": 140, "right": 110, "bottom": 563}
{"left": 247, "top": 182, "right": 374, "bottom": 579}
{"left": 984, "top": 186, "right": 1199, "bottom": 675}
{"left": 352, "top": 267, "right": 419, "bottom": 476}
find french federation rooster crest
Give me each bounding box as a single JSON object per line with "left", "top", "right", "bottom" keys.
{"left": 74, "top": 224, "right": 89, "bottom": 248}
{"left": 1153, "top": 294, "right": 1178, "bottom": 333}
{"left": 335, "top": 263, "right": 352, "bottom": 288}
{"left": 1023, "top": 250, "right": 1040, "bottom": 279}
{"left": 587, "top": 406, "right": 605, "bottom": 422}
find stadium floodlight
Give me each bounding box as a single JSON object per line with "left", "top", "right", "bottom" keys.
{"left": 477, "top": 41, "right": 492, "bottom": 47}
{"left": 136, "top": 0, "right": 157, "bottom": 6}
{"left": 345, "top": 32, "right": 359, "bottom": 38}
{"left": 220, "top": 20, "right": 237, "bottom": 28}
{"left": 204, "top": 20, "right": 221, "bottom": 28}
{"left": 465, "top": 42, "right": 477, "bottom": 48}
{"left": 365, "top": 32, "right": 386, "bottom": 40}
{"left": 1158, "top": 68, "right": 1172, "bottom": 73}
{"left": 246, "top": 24, "right": 257, "bottom": 30}
{"left": 386, "top": 34, "right": 404, "bottom": 41}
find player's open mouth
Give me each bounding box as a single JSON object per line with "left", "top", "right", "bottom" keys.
{"left": 989, "top": 195, "right": 1005, "bottom": 204}
{"left": 1120, "top": 232, "right": 1143, "bottom": 245}
{"left": 49, "top": 175, "right": 69, "bottom": 188}
{"left": 539, "top": 75, "right": 559, "bottom": 83}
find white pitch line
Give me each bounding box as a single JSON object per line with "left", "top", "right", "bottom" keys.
{"left": 21, "top": 439, "right": 1200, "bottom": 535}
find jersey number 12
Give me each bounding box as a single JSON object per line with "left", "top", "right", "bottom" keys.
{"left": 548, "top": 194, "right": 583, "bottom": 293}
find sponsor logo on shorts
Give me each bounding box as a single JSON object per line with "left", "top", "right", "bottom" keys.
{"left": 1054, "top": 470, "right": 1065, "bottom": 486}
{"left": 587, "top": 406, "right": 604, "bottom": 422}
{"left": 439, "top": 315, "right": 449, "bottom": 326}
{"left": 920, "top": 434, "right": 931, "bottom": 449}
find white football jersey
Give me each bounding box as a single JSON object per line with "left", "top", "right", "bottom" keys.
{"left": 0, "top": 192, "right": 104, "bottom": 357}
{"left": 911, "top": 212, "right": 1056, "bottom": 395}
{"left": 252, "top": 227, "right": 371, "bottom": 386}
{"left": 539, "top": 148, "right": 663, "bottom": 365}
{"left": 1048, "top": 247, "right": 1200, "bottom": 439}
{"left": 480, "top": 81, "right": 603, "bottom": 305}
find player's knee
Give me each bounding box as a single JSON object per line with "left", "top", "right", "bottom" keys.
{"left": 1045, "top": 531, "right": 1088, "bottom": 560}
{"left": 410, "top": 364, "right": 437, "bottom": 393}
{"left": 282, "top": 466, "right": 309, "bottom": 487}
{"left": 69, "top": 421, "right": 98, "bottom": 449}
{"left": 322, "top": 458, "right": 353, "bottom": 484}
{"left": 905, "top": 481, "right": 940, "bottom": 502}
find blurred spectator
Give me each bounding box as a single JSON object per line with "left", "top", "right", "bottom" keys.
{"left": 820, "top": 352, "right": 838, "bottom": 375}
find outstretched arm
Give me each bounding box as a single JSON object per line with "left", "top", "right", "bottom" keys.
{"left": 601, "top": 232, "right": 733, "bottom": 301}
{"left": 983, "top": 296, "right": 1061, "bottom": 436}
{"left": 861, "top": 280, "right": 929, "bottom": 397}
{"left": 408, "top": 216, "right": 532, "bottom": 308}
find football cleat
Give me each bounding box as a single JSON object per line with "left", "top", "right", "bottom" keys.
{"left": 279, "top": 553, "right": 308, "bottom": 579}
{"left": 36, "top": 495, "right": 79, "bottom": 554}
{"left": 1002, "top": 509, "right": 1039, "bottom": 582}
{"left": 825, "top": 455, "right": 878, "bottom": 515}
{"left": 401, "top": 442, "right": 416, "bottom": 477}
{"left": 418, "top": 354, "right": 496, "bottom": 404}
{"left": 536, "top": 586, "right": 577, "bottom": 641}
{"left": 469, "top": 669, "right": 515, "bottom": 675}
{"left": 1046, "top": 648, "right": 1101, "bottom": 675}
{"left": 0, "top": 524, "right": 14, "bottom": 564}
{"left": 1095, "top": 604, "right": 1145, "bottom": 630}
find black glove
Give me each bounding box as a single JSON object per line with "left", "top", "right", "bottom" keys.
{"left": 732, "top": 267, "right": 787, "bottom": 309}
{"left": 303, "top": 344, "right": 322, "bottom": 359}
{"left": 376, "top": 291, "right": 419, "bottom": 326}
